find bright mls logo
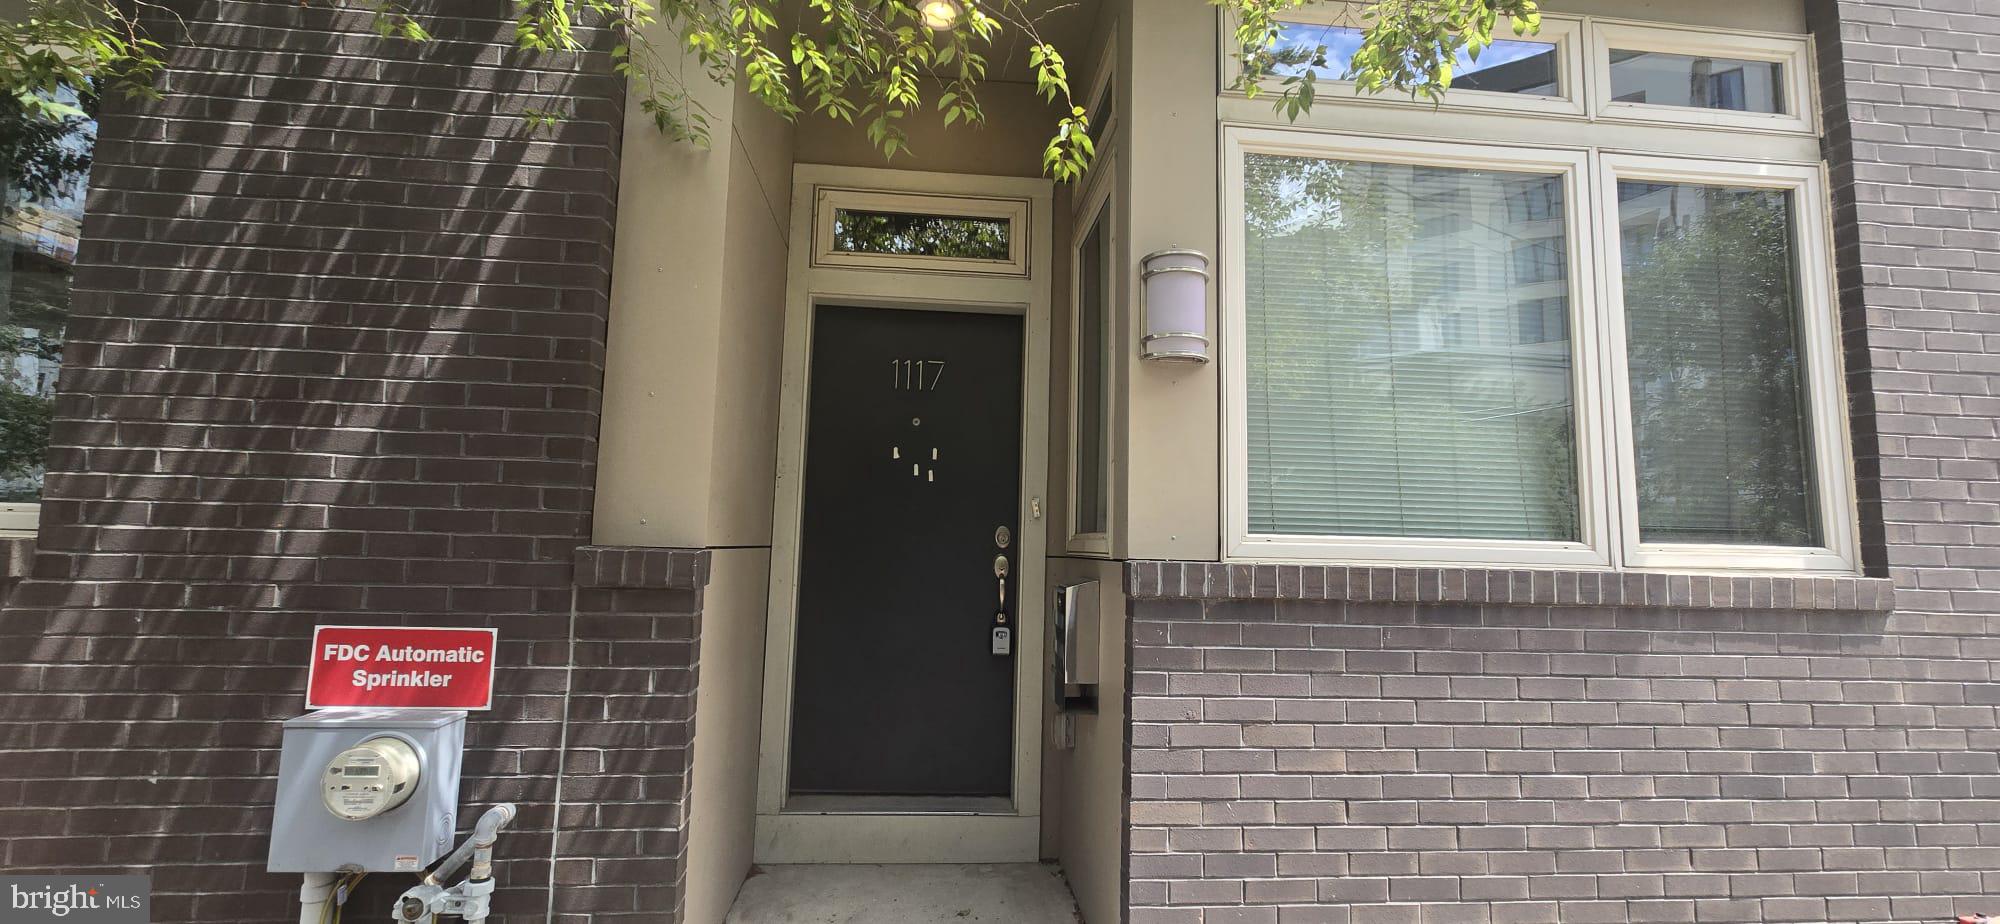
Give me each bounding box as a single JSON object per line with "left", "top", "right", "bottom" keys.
{"left": 0, "top": 876, "right": 149, "bottom": 923}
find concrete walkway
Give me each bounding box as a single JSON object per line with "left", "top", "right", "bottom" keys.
{"left": 723, "top": 863, "right": 1083, "bottom": 924}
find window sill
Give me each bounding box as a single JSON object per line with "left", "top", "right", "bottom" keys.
{"left": 1125, "top": 561, "right": 1894, "bottom": 613}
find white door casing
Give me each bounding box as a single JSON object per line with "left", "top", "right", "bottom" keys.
{"left": 754, "top": 164, "right": 1054, "bottom": 863}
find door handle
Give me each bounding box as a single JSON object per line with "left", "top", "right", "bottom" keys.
{"left": 991, "top": 554, "right": 1013, "bottom": 655}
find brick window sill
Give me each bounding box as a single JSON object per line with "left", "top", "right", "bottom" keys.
{"left": 1125, "top": 561, "right": 1895, "bottom": 613}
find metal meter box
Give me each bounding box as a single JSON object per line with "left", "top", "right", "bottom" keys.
{"left": 268, "top": 709, "right": 465, "bottom": 874}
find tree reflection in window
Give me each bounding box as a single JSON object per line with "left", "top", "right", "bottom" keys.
{"left": 0, "top": 88, "right": 86, "bottom": 503}
{"left": 1241, "top": 152, "right": 1582, "bottom": 542}
{"left": 1618, "top": 181, "right": 1817, "bottom": 546}
{"left": 830, "top": 208, "right": 1011, "bottom": 262}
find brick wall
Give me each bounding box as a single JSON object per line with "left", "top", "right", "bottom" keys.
{"left": 564, "top": 547, "right": 709, "bottom": 922}
{"left": 1128, "top": 592, "right": 2000, "bottom": 924}
{"left": 0, "top": 3, "right": 707, "bottom": 921}
{"left": 1123, "top": 2, "right": 2000, "bottom": 922}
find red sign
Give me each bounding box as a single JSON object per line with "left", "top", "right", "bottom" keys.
{"left": 306, "top": 626, "right": 498, "bottom": 711}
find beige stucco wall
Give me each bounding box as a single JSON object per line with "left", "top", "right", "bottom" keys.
{"left": 595, "top": 69, "right": 736, "bottom": 548}
{"left": 681, "top": 87, "right": 795, "bottom": 924}
{"left": 682, "top": 547, "right": 773, "bottom": 924}
{"left": 1039, "top": 7, "right": 1132, "bottom": 923}
{"left": 1047, "top": 560, "right": 1129, "bottom": 924}
{"left": 794, "top": 80, "right": 1059, "bottom": 179}
{"left": 597, "top": 48, "right": 794, "bottom": 921}
{"left": 1119, "top": 0, "right": 1220, "bottom": 563}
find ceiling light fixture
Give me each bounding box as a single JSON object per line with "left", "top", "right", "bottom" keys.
{"left": 920, "top": 0, "right": 964, "bottom": 32}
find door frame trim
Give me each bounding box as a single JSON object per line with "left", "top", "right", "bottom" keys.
{"left": 754, "top": 164, "right": 1054, "bottom": 863}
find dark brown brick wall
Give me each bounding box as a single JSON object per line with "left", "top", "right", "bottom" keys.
{"left": 560, "top": 582, "right": 704, "bottom": 922}
{"left": 0, "top": 2, "right": 706, "bottom": 921}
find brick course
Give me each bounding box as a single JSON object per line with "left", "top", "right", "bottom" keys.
{"left": 1128, "top": 597, "right": 2000, "bottom": 924}
{"left": 0, "top": 2, "right": 700, "bottom": 921}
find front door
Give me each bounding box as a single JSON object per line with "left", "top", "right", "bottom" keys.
{"left": 787, "top": 304, "right": 1024, "bottom": 799}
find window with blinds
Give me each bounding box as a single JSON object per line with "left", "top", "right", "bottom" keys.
{"left": 1227, "top": 131, "right": 1853, "bottom": 571}
{"left": 1242, "top": 153, "right": 1581, "bottom": 542}
{"left": 1222, "top": 16, "right": 1851, "bottom": 571}
{"left": 1617, "top": 181, "right": 1818, "bottom": 546}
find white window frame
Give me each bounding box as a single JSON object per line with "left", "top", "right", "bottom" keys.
{"left": 1220, "top": 127, "right": 1860, "bottom": 574}
{"left": 1222, "top": 127, "right": 1615, "bottom": 569}
{"left": 1221, "top": 3, "right": 1587, "bottom": 119}
{"left": 811, "top": 188, "right": 1031, "bottom": 277}
{"left": 1595, "top": 154, "right": 1857, "bottom": 573}
{"left": 1067, "top": 149, "right": 1118, "bottom": 557}
{"left": 1590, "top": 22, "right": 1817, "bottom": 135}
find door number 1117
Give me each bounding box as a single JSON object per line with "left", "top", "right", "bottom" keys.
{"left": 891, "top": 359, "right": 946, "bottom": 392}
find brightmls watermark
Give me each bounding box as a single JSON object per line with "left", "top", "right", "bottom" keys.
{"left": 0, "top": 876, "right": 149, "bottom": 923}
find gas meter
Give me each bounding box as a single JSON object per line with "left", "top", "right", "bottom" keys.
{"left": 268, "top": 709, "right": 465, "bottom": 874}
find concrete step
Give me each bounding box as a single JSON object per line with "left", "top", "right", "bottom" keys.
{"left": 723, "top": 863, "right": 1082, "bottom": 924}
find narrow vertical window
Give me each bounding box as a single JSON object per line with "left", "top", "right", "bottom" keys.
{"left": 1617, "top": 180, "right": 1818, "bottom": 546}
{"left": 0, "top": 89, "right": 85, "bottom": 513}
{"left": 1072, "top": 204, "right": 1110, "bottom": 539}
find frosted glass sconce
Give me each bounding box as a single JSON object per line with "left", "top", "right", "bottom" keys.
{"left": 1139, "top": 248, "right": 1210, "bottom": 364}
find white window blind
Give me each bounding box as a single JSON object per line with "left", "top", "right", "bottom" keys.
{"left": 1242, "top": 153, "right": 1581, "bottom": 541}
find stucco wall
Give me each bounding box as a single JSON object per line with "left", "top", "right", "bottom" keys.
{"left": 679, "top": 84, "right": 795, "bottom": 924}
{"left": 594, "top": 67, "right": 796, "bottom": 922}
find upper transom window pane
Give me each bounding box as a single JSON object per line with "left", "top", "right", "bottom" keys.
{"left": 1608, "top": 49, "right": 1786, "bottom": 114}
{"left": 1243, "top": 152, "right": 1580, "bottom": 541}
{"left": 1267, "top": 21, "right": 1562, "bottom": 97}
{"left": 830, "top": 208, "right": 1011, "bottom": 262}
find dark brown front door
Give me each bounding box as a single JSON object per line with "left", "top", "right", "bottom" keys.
{"left": 788, "top": 303, "right": 1023, "bottom": 798}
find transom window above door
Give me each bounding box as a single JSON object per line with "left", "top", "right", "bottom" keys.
{"left": 1222, "top": 128, "right": 1857, "bottom": 574}
{"left": 813, "top": 188, "right": 1031, "bottom": 276}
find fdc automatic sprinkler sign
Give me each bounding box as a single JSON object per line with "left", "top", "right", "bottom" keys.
{"left": 306, "top": 625, "right": 498, "bottom": 710}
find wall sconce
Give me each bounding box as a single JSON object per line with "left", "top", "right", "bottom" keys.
{"left": 1139, "top": 248, "right": 1211, "bottom": 364}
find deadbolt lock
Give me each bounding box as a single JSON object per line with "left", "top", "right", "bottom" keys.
{"left": 994, "top": 525, "right": 1011, "bottom": 549}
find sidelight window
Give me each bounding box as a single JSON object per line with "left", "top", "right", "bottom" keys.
{"left": 1068, "top": 151, "right": 1115, "bottom": 555}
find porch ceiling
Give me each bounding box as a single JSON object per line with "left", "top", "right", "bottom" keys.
{"left": 778, "top": 0, "right": 1106, "bottom": 84}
